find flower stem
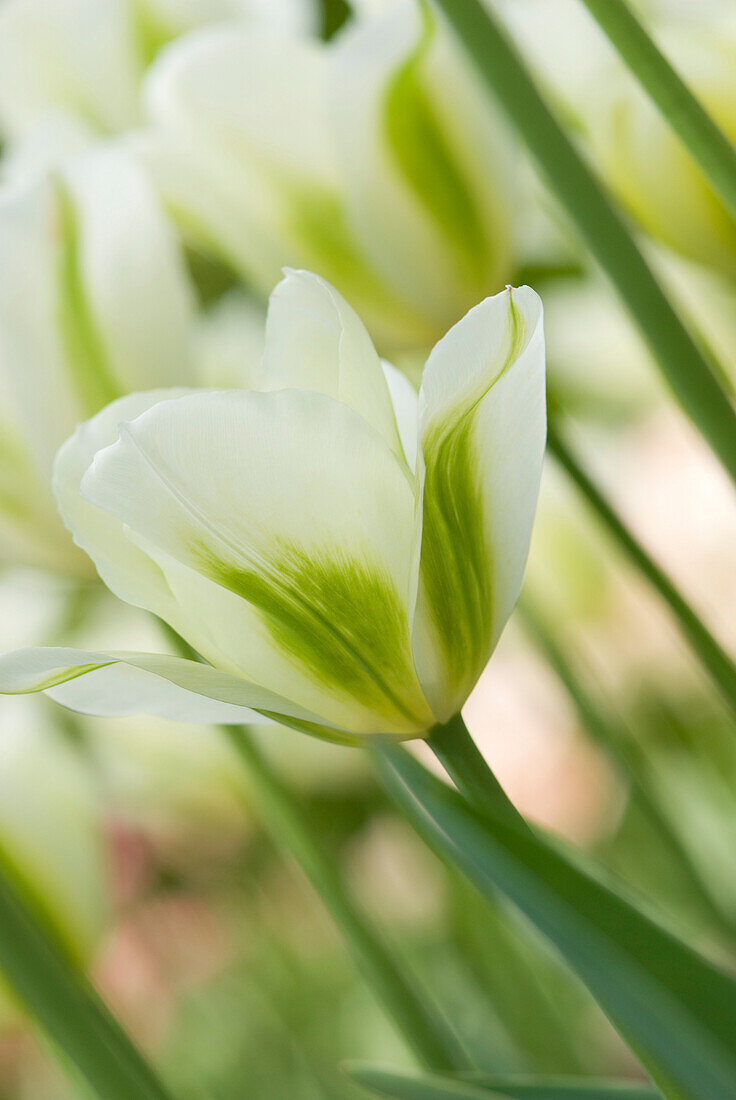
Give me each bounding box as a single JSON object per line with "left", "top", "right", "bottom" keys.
{"left": 547, "top": 421, "right": 736, "bottom": 718}
{"left": 0, "top": 863, "right": 175, "bottom": 1100}
{"left": 425, "top": 714, "right": 523, "bottom": 830}
{"left": 221, "top": 723, "right": 468, "bottom": 1072}
{"left": 429, "top": 0, "right": 736, "bottom": 486}
{"left": 580, "top": 0, "right": 736, "bottom": 225}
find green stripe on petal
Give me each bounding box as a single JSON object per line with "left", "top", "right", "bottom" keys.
{"left": 197, "top": 539, "right": 430, "bottom": 732}
{"left": 421, "top": 296, "right": 524, "bottom": 692}
{"left": 415, "top": 287, "right": 545, "bottom": 716}
{"left": 79, "top": 389, "right": 434, "bottom": 737}
{"left": 54, "top": 180, "right": 122, "bottom": 419}
{"left": 383, "top": 2, "right": 487, "bottom": 287}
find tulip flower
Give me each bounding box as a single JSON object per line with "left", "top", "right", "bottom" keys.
{"left": 139, "top": 0, "right": 515, "bottom": 351}
{"left": 0, "top": 145, "right": 196, "bottom": 573}
{"left": 0, "top": 0, "right": 317, "bottom": 145}
{"left": 584, "top": 13, "right": 736, "bottom": 279}
{"left": 0, "top": 271, "right": 545, "bottom": 742}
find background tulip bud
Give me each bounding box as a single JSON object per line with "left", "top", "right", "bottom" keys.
{"left": 0, "top": 0, "right": 318, "bottom": 149}
{"left": 141, "top": 0, "right": 516, "bottom": 352}
{"left": 0, "top": 145, "right": 196, "bottom": 573}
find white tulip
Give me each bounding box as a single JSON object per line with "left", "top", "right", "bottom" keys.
{"left": 0, "top": 145, "right": 196, "bottom": 573}
{"left": 0, "top": 271, "right": 545, "bottom": 742}
{"left": 140, "top": 0, "right": 515, "bottom": 351}
{"left": 0, "top": 0, "right": 317, "bottom": 145}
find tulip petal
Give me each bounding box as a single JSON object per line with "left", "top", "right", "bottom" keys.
{"left": 0, "top": 646, "right": 338, "bottom": 731}
{"left": 330, "top": 1, "right": 512, "bottom": 339}
{"left": 142, "top": 27, "right": 432, "bottom": 351}
{"left": 0, "top": 0, "right": 141, "bottom": 139}
{"left": 0, "top": 148, "right": 194, "bottom": 481}
{"left": 79, "top": 388, "right": 434, "bottom": 736}
{"left": 142, "top": 26, "right": 336, "bottom": 292}
{"left": 382, "top": 359, "right": 419, "bottom": 472}
{"left": 413, "top": 286, "right": 546, "bottom": 717}
{"left": 261, "top": 270, "right": 405, "bottom": 459}
{"left": 53, "top": 387, "right": 196, "bottom": 628}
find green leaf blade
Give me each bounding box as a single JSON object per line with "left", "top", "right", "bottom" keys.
{"left": 347, "top": 1065, "right": 659, "bottom": 1099}
{"left": 0, "top": 864, "right": 174, "bottom": 1100}
{"left": 375, "top": 746, "right": 736, "bottom": 1100}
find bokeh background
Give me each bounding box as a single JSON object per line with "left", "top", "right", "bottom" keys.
{"left": 0, "top": 0, "right": 734, "bottom": 1096}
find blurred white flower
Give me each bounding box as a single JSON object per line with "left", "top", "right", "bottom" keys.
{"left": 0, "top": 0, "right": 318, "bottom": 146}
{"left": 0, "top": 145, "right": 196, "bottom": 574}
{"left": 0, "top": 271, "right": 546, "bottom": 742}
{"left": 583, "top": 12, "right": 736, "bottom": 279}
{"left": 139, "top": 0, "right": 516, "bottom": 351}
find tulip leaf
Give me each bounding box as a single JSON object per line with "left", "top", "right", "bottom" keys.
{"left": 0, "top": 860, "right": 174, "bottom": 1100}
{"left": 374, "top": 746, "right": 736, "bottom": 1100}
{"left": 347, "top": 1065, "right": 659, "bottom": 1099}
{"left": 579, "top": 0, "right": 736, "bottom": 225}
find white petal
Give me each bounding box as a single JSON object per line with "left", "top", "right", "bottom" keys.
{"left": 142, "top": 27, "right": 335, "bottom": 291}
{"left": 329, "top": 1, "right": 514, "bottom": 344}
{"left": 0, "top": 647, "right": 412, "bottom": 745}
{"left": 64, "top": 145, "right": 197, "bottom": 394}
{"left": 261, "top": 270, "right": 404, "bottom": 458}
{"left": 141, "top": 26, "right": 434, "bottom": 350}
{"left": 0, "top": 147, "right": 195, "bottom": 481}
{"left": 0, "top": 0, "right": 142, "bottom": 140}
{"left": 80, "top": 388, "right": 433, "bottom": 735}
{"left": 53, "top": 388, "right": 196, "bottom": 623}
{"left": 382, "top": 359, "right": 419, "bottom": 472}
{"left": 413, "top": 286, "right": 546, "bottom": 717}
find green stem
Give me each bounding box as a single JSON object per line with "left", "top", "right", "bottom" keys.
{"left": 426, "top": 715, "right": 523, "bottom": 830}
{"left": 518, "top": 601, "right": 736, "bottom": 945}
{"left": 580, "top": 0, "right": 736, "bottom": 224}
{"left": 429, "top": 0, "right": 736, "bottom": 486}
{"left": 546, "top": 421, "right": 736, "bottom": 716}
{"left": 0, "top": 864, "right": 175, "bottom": 1100}
{"left": 221, "top": 724, "right": 467, "bottom": 1072}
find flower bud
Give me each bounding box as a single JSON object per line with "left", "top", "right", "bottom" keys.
{"left": 0, "top": 0, "right": 317, "bottom": 146}
{"left": 141, "top": 0, "right": 515, "bottom": 351}
{"left": 0, "top": 146, "right": 196, "bottom": 573}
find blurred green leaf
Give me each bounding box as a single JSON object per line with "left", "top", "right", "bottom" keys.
{"left": 347, "top": 1065, "right": 658, "bottom": 1098}
{"left": 580, "top": 0, "right": 736, "bottom": 224}
{"left": 0, "top": 863, "right": 174, "bottom": 1100}
{"left": 375, "top": 745, "right": 736, "bottom": 1100}
{"left": 545, "top": 422, "right": 736, "bottom": 718}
